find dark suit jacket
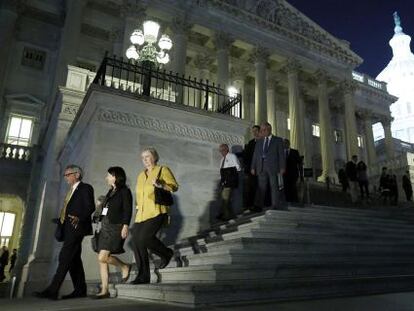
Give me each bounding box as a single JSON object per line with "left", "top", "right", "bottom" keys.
{"left": 251, "top": 135, "right": 285, "bottom": 174}
{"left": 64, "top": 182, "right": 95, "bottom": 237}
{"left": 285, "top": 148, "right": 301, "bottom": 181}
{"left": 103, "top": 186, "right": 133, "bottom": 225}
{"left": 345, "top": 161, "right": 358, "bottom": 182}
{"left": 242, "top": 138, "right": 257, "bottom": 174}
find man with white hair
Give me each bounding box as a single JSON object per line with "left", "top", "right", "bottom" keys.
{"left": 35, "top": 164, "right": 95, "bottom": 300}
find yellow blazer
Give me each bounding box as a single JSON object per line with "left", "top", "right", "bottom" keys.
{"left": 135, "top": 165, "right": 178, "bottom": 223}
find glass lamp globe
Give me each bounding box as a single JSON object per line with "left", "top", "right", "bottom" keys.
{"left": 158, "top": 35, "right": 172, "bottom": 50}
{"left": 228, "top": 86, "right": 238, "bottom": 98}
{"left": 130, "top": 29, "right": 144, "bottom": 45}
{"left": 157, "top": 52, "right": 170, "bottom": 64}
{"left": 126, "top": 45, "right": 139, "bottom": 60}
{"left": 143, "top": 20, "right": 160, "bottom": 44}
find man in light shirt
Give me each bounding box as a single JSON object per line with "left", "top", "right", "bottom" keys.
{"left": 217, "top": 144, "right": 241, "bottom": 221}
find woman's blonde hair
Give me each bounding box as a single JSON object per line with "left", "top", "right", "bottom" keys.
{"left": 141, "top": 147, "right": 159, "bottom": 163}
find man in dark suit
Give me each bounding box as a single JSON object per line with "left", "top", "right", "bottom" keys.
{"left": 242, "top": 125, "right": 260, "bottom": 210}
{"left": 35, "top": 164, "right": 95, "bottom": 300}
{"left": 283, "top": 139, "right": 301, "bottom": 203}
{"left": 251, "top": 122, "right": 286, "bottom": 210}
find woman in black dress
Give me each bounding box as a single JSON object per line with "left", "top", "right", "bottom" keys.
{"left": 93, "top": 166, "right": 132, "bottom": 299}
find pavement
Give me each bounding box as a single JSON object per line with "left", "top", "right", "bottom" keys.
{"left": 2, "top": 292, "right": 414, "bottom": 311}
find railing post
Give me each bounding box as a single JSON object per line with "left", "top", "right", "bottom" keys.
{"left": 204, "top": 80, "right": 210, "bottom": 110}
{"left": 142, "top": 60, "right": 153, "bottom": 97}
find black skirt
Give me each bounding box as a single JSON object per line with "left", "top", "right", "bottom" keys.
{"left": 97, "top": 217, "right": 125, "bottom": 254}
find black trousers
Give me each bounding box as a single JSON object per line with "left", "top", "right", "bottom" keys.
{"left": 284, "top": 175, "right": 298, "bottom": 203}
{"left": 46, "top": 225, "right": 86, "bottom": 295}
{"left": 131, "top": 214, "right": 170, "bottom": 281}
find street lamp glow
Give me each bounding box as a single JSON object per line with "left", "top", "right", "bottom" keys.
{"left": 143, "top": 20, "right": 160, "bottom": 44}
{"left": 228, "top": 86, "right": 238, "bottom": 98}
{"left": 126, "top": 20, "right": 171, "bottom": 66}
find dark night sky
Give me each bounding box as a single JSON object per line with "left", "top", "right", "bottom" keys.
{"left": 287, "top": 0, "right": 414, "bottom": 78}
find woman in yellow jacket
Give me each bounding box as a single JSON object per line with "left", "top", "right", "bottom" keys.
{"left": 130, "top": 147, "right": 178, "bottom": 284}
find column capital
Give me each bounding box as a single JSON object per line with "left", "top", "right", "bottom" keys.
{"left": 315, "top": 69, "right": 329, "bottom": 83}
{"left": 109, "top": 26, "right": 124, "bottom": 43}
{"left": 170, "top": 16, "right": 193, "bottom": 36}
{"left": 282, "top": 58, "right": 301, "bottom": 74}
{"left": 249, "top": 46, "right": 270, "bottom": 64}
{"left": 339, "top": 79, "right": 357, "bottom": 94}
{"left": 231, "top": 65, "right": 250, "bottom": 81}
{"left": 120, "top": 0, "right": 148, "bottom": 19}
{"left": 380, "top": 115, "right": 393, "bottom": 127}
{"left": 213, "top": 32, "right": 234, "bottom": 50}
{"left": 266, "top": 72, "right": 281, "bottom": 89}
{"left": 193, "top": 53, "right": 214, "bottom": 71}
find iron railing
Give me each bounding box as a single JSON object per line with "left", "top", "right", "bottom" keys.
{"left": 92, "top": 55, "right": 242, "bottom": 117}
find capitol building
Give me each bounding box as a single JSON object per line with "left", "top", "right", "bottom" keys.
{"left": 1, "top": 0, "right": 413, "bottom": 303}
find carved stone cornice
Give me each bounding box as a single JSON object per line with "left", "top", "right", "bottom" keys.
{"left": 97, "top": 108, "right": 244, "bottom": 145}
{"left": 81, "top": 23, "right": 109, "bottom": 41}
{"left": 193, "top": 54, "right": 214, "bottom": 71}
{"left": 197, "top": 0, "right": 362, "bottom": 66}
{"left": 380, "top": 115, "right": 393, "bottom": 127}
{"left": 231, "top": 65, "right": 249, "bottom": 81}
{"left": 120, "top": 0, "right": 147, "bottom": 19}
{"left": 170, "top": 17, "right": 193, "bottom": 36}
{"left": 213, "top": 32, "right": 234, "bottom": 50}
{"left": 314, "top": 69, "right": 329, "bottom": 84}
{"left": 249, "top": 46, "right": 269, "bottom": 64}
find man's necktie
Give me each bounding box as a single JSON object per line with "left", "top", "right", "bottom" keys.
{"left": 264, "top": 137, "right": 270, "bottom": 154}
{"left": 221, "top": 155, "right": 226, "bottom": 169}
{"left": 59, "top": 189, "right": 72, "bottom": 224}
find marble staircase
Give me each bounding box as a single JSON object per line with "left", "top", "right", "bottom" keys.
{"left": 115, "top": 205, "right": 414, "bottom": 306}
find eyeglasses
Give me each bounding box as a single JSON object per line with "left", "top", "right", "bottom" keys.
{"left": 63, "top": 172, "right": 76, "bottom": 177}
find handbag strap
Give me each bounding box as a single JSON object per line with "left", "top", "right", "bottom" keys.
{"left": 156, "top": 166, "right": 163, "bottom": 181}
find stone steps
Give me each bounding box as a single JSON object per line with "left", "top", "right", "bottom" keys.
{"left": 115, "top": 205, "right": 414, "bottom": 306}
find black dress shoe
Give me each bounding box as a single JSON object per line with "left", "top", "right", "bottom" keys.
{"left": 159, "top": 248, "right": 174, "bottom": 269}
{"left": 34, "top": 291, "right": 58, "bottom": 300}
{"left": 61, "top": 291, "right": 87, "bottom": 299}
{"left": 129, "top": 278, "right": 150, "bottom": 284}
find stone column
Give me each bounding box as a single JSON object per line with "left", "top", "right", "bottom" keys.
{"left": 0, "top": 1, "right": 26, "bottom": 139}
{"left": 120, "top": 1, "right": 147, "bottom": 57}
{"left": 194, "top": 54, "right": 213, "bottom": 109}
{"left": 361, "top": 111, "right": 377, "bottom": 167}
{"left": 231, "top": 66, "right": 250, "bottom": 120}
{"left": 110, "top": 26, "right": 124, "bottom": 57}
{"left": 171, "top": 17, "right": 191, "bottom": 76}
{"left": 250, "top": 47, "right": 269, "bottom": 124}
{"left": 341, "top": 80, "right": 359, "bottom": 160}
{"left": 266, "top": 73, "right": 279, "bottom": 130}
{"left": 214, "top": 32, "right": 233, "bottom": 90}
{"left": 316, "top": 71, "right": 337, "bottom": 182}
{"left": 381, "top": 116, "right": 395, "bottom": 160}
{"left": 285, "top": 60, "right": 305, "bottom": 156}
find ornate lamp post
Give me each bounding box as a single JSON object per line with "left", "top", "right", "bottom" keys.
{"left": 125, "top": 20, "right": 172, "bottom": 95}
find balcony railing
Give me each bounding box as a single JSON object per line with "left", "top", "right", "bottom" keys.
{"left": 352, "top": 71, "right": 387, "bottom": 92}
{"left": 0, "top": 143, "right": 32, "bottom": 161}
{"left": 92, "top": 55, "right": 242, "bottom": 117}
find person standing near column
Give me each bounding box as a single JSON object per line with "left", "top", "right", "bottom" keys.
{"left": 217, "top": 144, "right": 241, "bottom": 221}
{"left": 345, "top": 155, "right": 359, "bottom": 203}
{"left": 35, "top": 165, "right": 95, "bottom": 300}
{"left": 402, "top": 171, "right": 413, "bottom": 202}
{"left": 242, "top": 125, "right": 260, "bottom": 211}
{"left": 251, "top": 122, "right": 286, "bottom": 210}
{"left": 283, "top": 139, "right": 301, "bottom": 203}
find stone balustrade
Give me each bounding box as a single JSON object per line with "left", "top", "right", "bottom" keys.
{"left": 352, "top": 71, "right": 387, "bottom": 91}
{"left": 0, "top": 143, "right": 32, "bottom": 161}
